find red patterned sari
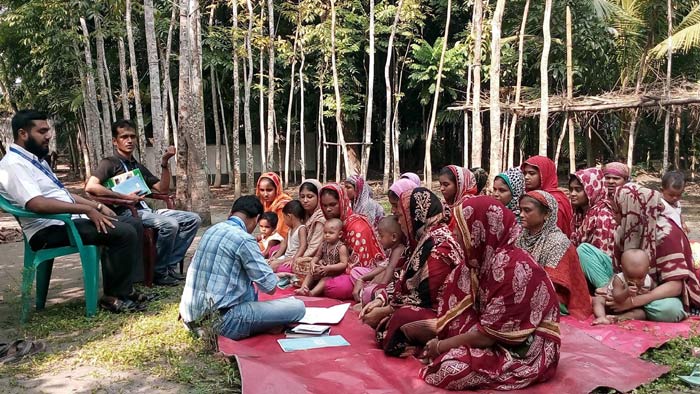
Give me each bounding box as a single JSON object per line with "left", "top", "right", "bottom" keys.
{"left": 374, "top": 188, "right": 464, "bottom": 356}
{"left": 421, "top": 197, "right": 561, "bottom": 391}
{"left": 570, "top": 167, "right": 616, "bottom": 258}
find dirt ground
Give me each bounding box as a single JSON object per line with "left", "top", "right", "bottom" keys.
{"left": 0, "top": 169, "right": 698, "bottom": 393}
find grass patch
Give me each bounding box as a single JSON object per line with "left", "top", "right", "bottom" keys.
{"left": 635, "top": 335, "right": 700, "bottom": 394}
{"left": 0, "top": 285, "right": 241, "bottom": 392}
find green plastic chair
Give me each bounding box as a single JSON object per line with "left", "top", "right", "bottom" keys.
{"left": 0, "top": 195, "right": 100, "bottom": 322}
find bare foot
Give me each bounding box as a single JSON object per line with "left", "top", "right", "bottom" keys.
{"left": 294, "top": 287, "right": 310, "bottom": 296}
{"left": 592, "top": 316, "right": 612, "bottom": 325}
{"left": 352, "top": 303, "right": 363, "bottom": 312}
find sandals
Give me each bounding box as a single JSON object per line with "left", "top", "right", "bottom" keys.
{"left": 128, "top": 291, "right": 158, "bottom": 303}
{"left": 0, "top": 339, "right": 46, "bottom": 365}
{"left": 99, "top": 296, "right": 146, "bottom": 314}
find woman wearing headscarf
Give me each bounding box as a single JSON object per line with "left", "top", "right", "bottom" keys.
{"left": 602, "top": 184, "right": 700, "bottom": 322}
{"left": 521, "top": 156, "right": 574, "bottom": 236}
{"left": 469, "top": 167, "right": 489, "bottom": 195}
{"left": 603, "top": 161, "right": 630, "bottom": 198}
{"left": 256, "top": 172, "right": 292, "bottom": 238}
{"left": 298, "top": 179, "right": 326, "bottom": 257}
{"left": 421, "top": 196, "right": 561, "bottom": 391}
{"left": 360, "top": 188, "right": 464, "bottom": 357}
{"left": 318, "top": 184, "right": 385, "bottom": 299}
{"left": 400, "top": 172, "right": 421, "bottom": 187}
{"left": 569, "top": 168, "right": 617, "bottom": 289}
{"left": 492, "top": 166, "right": 525, "bottom": 220}
{"left": 344, "top": 175, "right": 385, "bottom": 227}
{"left": 438, "top": 165, "right": 477, "bottom": 210}
{"left": 517, "top": 190, "right": 592, "bottom": 319}
{"left": 388, "top": 178, "right": 418, "bottom": 215}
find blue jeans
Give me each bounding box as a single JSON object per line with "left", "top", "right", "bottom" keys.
{"left": 219, "top": 297, "right": 306, "bottom": 340}
{"left": 123, "top": 209, "right": 202, "bottom": 274}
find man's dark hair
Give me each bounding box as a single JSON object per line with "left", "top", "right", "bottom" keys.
{"left": 259, "top": 212, "right": 278, "bottom": 228}
{"left": 12, "top": 110, "right": 48, "bottom": 139}
{"left": 230, "top": 195, "right": 264, "bottom": 218}
{"left": 111, "top": 119, "right": 137, "bottom": 138}
{"left": 661, "top": 171, "right": 685, "bottom": 190}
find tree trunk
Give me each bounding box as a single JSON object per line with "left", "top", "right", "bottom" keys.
{"left": 424, "top": 0, "right": 451, "bottom": 187}
{"left": 266, "top": 0, "right": 276, "bottom": 171}
{"left": 391, "top": 47, "right": 407, "bottom": 183}
{"left": 178, "top": 0, "right": 212, "bottom": 225}
{"left": 361, "top": 0, "right": 376, "bottom": 178}
{"left": 259, "top": 4, "right": 267, "bottom": 172}
{"left": 77, "top": 122, "right": 92, "bottom": 178}
{"left": 284, "top": 27, "right": 299, "bottom": 186}
{"left": 209, "top": 6, "right": 222, "bottom": 187}
{"left": 299, "top": 40, "right": 306, "bottom": 181}
{"left": 539, "top": 0, "right": 553, "bottom": 156}
{"left": 216, "top": 74, "right": 232, "bottom": 186}
{"left": 331, "top": 0, "right": 352, "bottom": 178}
{"left": 244, "top": 0, "right": 255, "bottom": 191}
{"left": 144, "top": 0, "right": 165, "bottom": 176}
{"left": 126, "top": 0, "right": 150, "bottom": 167}
{"left": 383, "top": 0, "right": 403, "bottom": 192}
{"left": 508, "top": 0, "right": 529, "bottom": 168}
{"left": 488, "top": 0, "right": 506, "bottom": 185}
{"left": 118, "top": 38, "right": 130, "bottom": 120}
{"left": 471, "top": 0, "right": 483, "bottom": 167}
{"left": 160, "top": 6, "right": 177, "bottom": 147}
{"left": 94, "top": 17, "right": 112, "bottom": 157}
{"left": 674, "top": 108, "right": 681, "bottom": 170}
{"left": 554, "top": 114, "right": 567, "bottom": 165}
{"left": 566, "top": 5, "right": 575, "bottom": 173}
{"left": 463, "top": 24, "right": 473, "bottom": 168}
{"left": 232, "top": 0, "right": 242, "bottom": 196}
{"left": 662, "top": 0, "right": 673, "bottom": 173}
{"left": 320, "top": 82, "right": 328, "bottom": 183}
{"left": 98, "top": 29, "right": 117, "bottom": 123}
{"left": 79, "top": 18, "right": 103, "bottom": 169}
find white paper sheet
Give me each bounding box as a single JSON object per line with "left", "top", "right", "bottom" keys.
{"left": 298, "top": 303, "right": 350, "bottom": 324}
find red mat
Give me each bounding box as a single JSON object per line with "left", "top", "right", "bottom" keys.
{"left": 561, "top": 316, "right": 700, "bottom": 357}
{"left": 218, "top": 295, "right": 670, "bottom": 394}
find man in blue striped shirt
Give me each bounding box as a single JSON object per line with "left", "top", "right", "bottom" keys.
{"left": 179, "top": 195, "right": 305, "bottom": 340}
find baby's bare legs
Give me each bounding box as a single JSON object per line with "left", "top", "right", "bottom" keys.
{"left": 592, "top": 296, "right": 612, "bottom": 325}
{"left": 309, "top": 277, "right": 328, "bottom": 297}
{"left": 295, "top": 275, "right": 314, "bottom": 296}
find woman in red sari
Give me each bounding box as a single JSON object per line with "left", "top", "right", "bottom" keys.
{"left": 421, "top": 196, "right": 561, "bottom": 391}
{"left": 439, "top": 165, "right": 477, "bottom": 231}
{"left": 318, "top": 184, "right": 385, "bottom": 299}
{"left": 517, "top": 190, "right": 592, "bottom": 319}
{"left": 603, "top": 184, "right": 700, "bottom": 321}
{"left": 521, "top": 156, "right": 573, "bottom": 236}
{"left": 256, "top": 172, "right": 292, "bottom": 238}
{"left": 360, "top": 188, "right": 464, "bottom": 356}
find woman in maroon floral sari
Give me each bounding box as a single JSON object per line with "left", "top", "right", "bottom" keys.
{"left": 360, "top": 188, "right": 464, "bottom": 357}
{"left": 421, "top": 196, "right": 561, "bottom": 391}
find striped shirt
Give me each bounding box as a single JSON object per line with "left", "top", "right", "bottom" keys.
{"left": 179, "top": 216, "right": 277, "bottom": 323}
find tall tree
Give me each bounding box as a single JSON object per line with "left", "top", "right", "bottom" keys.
{"left": 423, "top": 0, "right": 451, "bottom": 187}
{"left": 383, "top": 0, "right": 404, "bottom": 192}
{"left": 330, "top": 0, "right": 352, "bottom": 178}
{"left": 507, "top": 0, "right": 529, "bottom": 168}
{"left": 266, "top": 0, "right": 276, "bottom": 170}
{"left": 144, "top": 0, "right": 165, "bottom": 175}
{"left": 662, "top": 0, "right": 673, "bottom": 173}
{"left": 258, "top": 5, "right": 266, "bottom": 172}
{"left": 209, "top": 6, "right": 222, "bottom": 187}
{"left": 79, "top": 17, "right": 103, "bottom": 169}
{"left": 539, "top": 0, "right": 553, "bottom": 156}
{"left": 488, "top": 0, "right": 506, "bottom": 184}
{"left": 160, "top": 5, "right": 178, "bottom": 146}
{"left": 284, "top": 24, "right": 299, "bottom": 187}
{"left": 177, "top": 0, "right": 212, "bottom": 224}
{"left": 118, "top": 38, "right": 130, "bottom": 119}
{"left": 299, "top": 35, "right": 306, "bottom": 181}
{"left": 471, "top": 0, "right": 483, "bottom": 168}
{"left": 360, "top": 0, "right": 376, "bottom": 178}
{"left": 126, "top": 0, "right": 149, "bottom": 167}
{"left": 94, "top": 16, "right": 112, "bottom": 156}
{"left": 244, "top": 0, "right": 255, "bottom": 191}
{"left": 232, "top": 0, "right": 242, "bottom": 196}
{"left": 566, "top": 5, "right": 576, "bottom": 173}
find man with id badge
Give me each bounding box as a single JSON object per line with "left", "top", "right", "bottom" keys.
{"left": 85, "top": 119, "right": 201, "bottom": 287}
{"left": 0, "top": 110, "right": 148, "bottom": 313}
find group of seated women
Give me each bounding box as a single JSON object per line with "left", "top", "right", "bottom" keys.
{"left": 251, "top": 156, "right": 699, "bottom": 391}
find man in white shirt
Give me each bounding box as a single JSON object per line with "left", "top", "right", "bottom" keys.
{"left": 0, "top": 110, "right": 147, "bottom": 313}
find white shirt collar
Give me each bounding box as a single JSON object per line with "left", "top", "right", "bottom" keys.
{"left": 9, "top": 143, "right": 41, "bottom": 162}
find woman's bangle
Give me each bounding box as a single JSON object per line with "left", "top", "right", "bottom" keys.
{"left": 436, "top": 340, "right": 442, "bottom": 354}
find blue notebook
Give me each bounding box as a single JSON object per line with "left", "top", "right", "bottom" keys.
{"left": 277, "top": 335, "right": 350, "bottom": 352}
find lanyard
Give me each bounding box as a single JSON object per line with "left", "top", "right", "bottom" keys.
{"left": 10, "top": 146, "right": 75, "bottom": 203}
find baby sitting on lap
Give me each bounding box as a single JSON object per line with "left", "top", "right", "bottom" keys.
{"left": 592, "top": 248, "right": 655, "bottom": 325}
{"left": 295, "top": 218, "right": 349, "bottom": 296}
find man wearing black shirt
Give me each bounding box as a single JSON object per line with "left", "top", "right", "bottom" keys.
{"left": 86, "top": 120, "right": 201, "bottom": 286}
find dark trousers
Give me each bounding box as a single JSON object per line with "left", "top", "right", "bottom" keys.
{"left": 29, "top": 217, "right": 143, "bottom": 298}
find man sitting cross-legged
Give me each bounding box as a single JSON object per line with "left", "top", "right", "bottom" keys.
{"left": 85, "top": 119, "right": 202, "bottom": 286}
{"left": 0, "top": 110, "right": 148, "bottom": 313}
{"left": 179, "top": 196, "right": 306, "bottom": 340}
